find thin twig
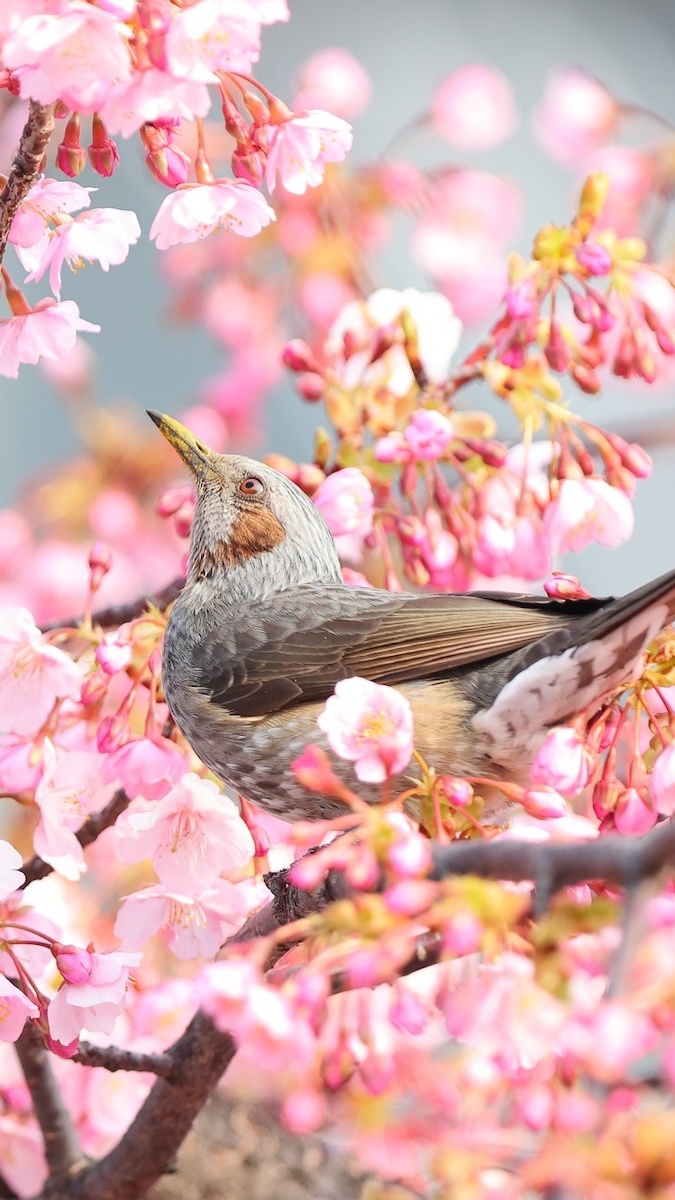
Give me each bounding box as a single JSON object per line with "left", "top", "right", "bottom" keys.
{"left": 22, "top": 789, "right": 131, "bottom": 888}
{"left": 14, "top": 1022, "right": 84, "bottom": 1182}
{"left": 39, "top": 575, "right": 184, "bottom": 634}
{"left": 73, "top": 1042, "right": 176, "bottom": 1079}
{"left": 0, "top": 100, "right": 55, "bottom": 268}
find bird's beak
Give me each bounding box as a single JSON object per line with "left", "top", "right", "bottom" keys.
{"left": 147, "top": 410, "right": 217, "bottom": 477}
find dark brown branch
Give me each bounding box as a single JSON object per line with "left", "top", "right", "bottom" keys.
{"left": 40, "top": 576, "right": 184, "bottom": 634}
{"left": 22, "top": 789, "right": 131, "bottom": 888}
{"left": 73, "top": 1041, "right": 175, "bottom": 1079}
{"left": 428, "top": 817, "right": 675, "bottom": 902}
{"left": 14, "top": 1022, "right": 84, "bottom": 1182}
{"left": 0, "top": 100, "right": 55, "bottom": 268}
{"left": 48, "top": 1013, "right": 236, "bottom": 1200}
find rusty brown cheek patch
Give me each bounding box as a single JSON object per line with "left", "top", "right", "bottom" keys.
{"left": 211, "top": 506, "right": 286, "bottom": 569}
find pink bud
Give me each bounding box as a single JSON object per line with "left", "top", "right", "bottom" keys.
{"left": 96, "top": 713, "right": 129, "bottom": 753}
{"left": 281, "top": 1088, "right": 326, "bottom": 1134}
{"left": 156, "top": 485, "right": 194, "bottom": 519}
{"left": 80, "top": 671, "right": 108, "bottom": 707}
{"left": 55, "top": 944, "right": 93, "bottom": 984}
{"left": 95, "top": 635, "right": 132, "bottom": 675}
{"left": 613, "top": 787, "right": 657, "bottom": 835}
{"left": 439, "top": 776, "right": 474, "bottom": 807}
{"left": 88, "top": 541, "right": 112, "bottom": 591}
{"left": 543, "top": 571, "right": 592, "bottom": 600}
{"left": 531, "top": 727, "right": 591, "bottom": 796}
{"left": 521, "top": 786, "right": 569, "bottom": 819}
{"left": 145, "top": 145, "right": 190, "bottom": 188}
{"left": 291, "top": 744, "right": 343, "bottom": 796}
{"left": 296, "top": 372, "right": 325, "bottom": 402}
{"left": 88, "top": 114, "right": 120, "bottom": 177}
{"left": 576, "top": 241, "right": 613, "bottom": 276}
{"left": 650, "top": 742, "right": 675, "bottom": 815}
{"left": 386, "top": 833, "right": 432, "bottom": 878}
{"left": 544, "top": 323, "right": 570, "bottom": 371}
{"left": 56, "top": 113, "right": 86, "bottom": 176}
{"left": 231, "top": 144, "right": 266, "bottom": 186}
{"left": 505, "top": 280, "right": 537, "bottom": 320}
{"left": 44, "top": 1032, "right": 79, "bottom": 1059}
{"left": 282, "top": 339, "right": 320, "bottom": 373}
{"left": 442, "top": 910, "right": 483, "bottom": 955}
{"left": 384, "top": 879, "right": 437, "bottom": 915}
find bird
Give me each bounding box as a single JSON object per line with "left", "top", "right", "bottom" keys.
{"left": 149, "top": 408, "right": 675, "bottom": 822}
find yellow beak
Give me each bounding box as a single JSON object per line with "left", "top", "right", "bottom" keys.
{"left": 147, "top": 410, "right": 218, "bottom": 477}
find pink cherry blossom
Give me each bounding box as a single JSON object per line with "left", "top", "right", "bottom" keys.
{"left": 313, "top": 468, "right": 374, "bottom": 539}
{"left": 0, "top": 840, "right": 24, "bottom": 898}
{"left": 100, "top": 69, "right": 211, "bottom": 137}
{"left": 534, "top": 68, "right": 618, "bottom": 162}
{"left": 543, "top": 478, "right": 634, "bottom": 555}
{"left": 0, "top": 299, "right": 100, "bottom": 379}
{"left": 114, "top": 880, "right": 249, "bottom": 958}
{"left": 430, "top": 63, "right": 517, "bottom": 150}
{"left": 102, "top": 735, "right": 187, "bottom": 801}
{"left": 520, "top": 786, "right": 570, "bottom": 820}
{"left": 166, "top": 0, "right": 261, "bottom": 81}
{"left": 34, "top": 740, "right": 116, "bottom": 881}
{"left": 0, "top": 608, "right": 82, "bottom": 736}
{"left": 0, "top": 1117, "right": 47, "bottom": 1198}
{"left": 17, "top": 208, "right": 141, "bottom": 298}
{"left": 403, "top": 409, "right": 454, "bottom": 460}
{"left": 116, "top": 773, "right": 254, "bottom": 889}
{"left": 317, "top": 678, "right": 413, "bottom": 784}
{"left": 614, "top": 787, "right": 657, "bottom": 835}
{"left": 9, "top": 176, "right": 93, "bottom": 249}
{"left": 263, "top": 110, "right": 353, "bottom": 194}
{"left": 150, "top": 181, "right": 275, "bottom": 249}
{"left": 3, "top": 3, "right": 133, "bottom": 112}
{"left": 292, "top": 48, "right": 371, "bottom": 119}
{"left": 47, "top": 948, "right": 142, "bottom": 1047}
{"left": 0, "top": 975, "right": 39, "bottom": 1042}
{"left": 650, "top": 742, "right": 675, "bottom": 816}
{"left": 530, "top": 727, "right": 591, "bottom": 796}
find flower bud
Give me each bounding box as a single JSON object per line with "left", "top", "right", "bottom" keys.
{"left": 231, "top": 144, "right": 266, "bottom": 186}
{"left": 543, "top": 571, "right": 591, "bottom": 600}
{"left": 54, "top": 944, "right": 93, "bottom": 985}
{"left": 88, "top": 541, "right": 112, "bottom": 591}
{"left": 56, "top": 113, "right": 86, "bottom": 177}
{"left": 439, "top": 775, "right": 473, "bottom": 806}
{"left": 576, "top": 240, "right": 612, "bottom": 276}
{"left": 88, "top": 114, "right": 120, "bottom": 177}
{"left": 282, "top": 339, "right": 319, "bottom": 373}
{"left": 145, "top": 144, "right": 190, "bottom": 188}
{"left": 296, "top": 372, "right": 325, "bottom": 402}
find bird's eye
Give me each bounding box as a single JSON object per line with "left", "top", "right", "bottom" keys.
{"left": 239, "top": 477, "right": 264, "bottom": 497}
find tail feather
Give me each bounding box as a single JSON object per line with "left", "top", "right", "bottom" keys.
{"left": 472, "top": 567, "right": 675, "bottom": 774}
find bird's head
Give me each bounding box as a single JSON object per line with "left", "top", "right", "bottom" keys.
{"left": 148, "top": 410, "right": 342, "bottom": 598}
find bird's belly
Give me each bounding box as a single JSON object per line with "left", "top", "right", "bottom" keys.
{"left": 167, "top": 678, "right": 525, "bottom": 823}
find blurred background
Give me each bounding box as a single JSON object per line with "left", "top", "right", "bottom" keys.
{"left": 3, "top": 0, "right": 675, "bottom": 597}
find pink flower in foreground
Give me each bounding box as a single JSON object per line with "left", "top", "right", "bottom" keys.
{"left": 530, "top": 727, "right": 591, "bottom": 797}
{"left": 0, "top": 975, "right": 39, "bottom": 1042}
{"left": 543, "top": 478, "right": 634, "bottom": 555}
{"left": 9, "top": 177, "right": 93, "bottom": 249}
{"left": 0, "top": 840, "right": 24, "bottom": 898}
{"left": 0, "top": 608, "right": 82, "bottom": 736}
{"left": 17, "top": 207, "right": 141, "bottom": 298}
{"left": 3, "top": 3, "right": 133, "bottom": 112}
{"left": 264, "top": 110, "right": 353, "bottom": 194}
{"left": 47, "top": 948, "right": 142, "bottom": 1047}
{"left": 114, "top": 880, "right": 249, "bottom": 958}
{"left": 0, "top": 300, "right": 99, "bottom": 378}
{"left": 534, "top": 68, "right": 618, "bottom": 162}
{"left": 650, "top": 743, "right": 675, "bottom": 816}
{"left": 313, "top": 468, "right": 374, "bottom": 538}
{"left": 34, "top": 740, "right": 116, "bottom": 881}
{"left": 102, "top": 736, "right": 186, "bottom": 801}
{"left": 150, "top": 181, "right": 275, "bottom": 249}
{"left": 430, "top": 63, "right": 517, "bottom": 149}
{"left": 292, "top": 48, "right": 371, "bottom": 119}
{"left": 166, "top": 0, "right": 261, "bottom": 81}
{"left": 116, "top": 773, "right": 254, "bottom": 890}
{"left": 318, "top": 678, "right": 413, "bottom": 783}
{"left": 100, "top": 68, "right": 211, "bottom": 138}
{"left": 403, "top": 409, "right": 454, "bottom": 461}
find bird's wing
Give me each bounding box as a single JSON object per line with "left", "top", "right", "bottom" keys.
{"left": 191, "top": 583, "right": 607, "bottom": 718}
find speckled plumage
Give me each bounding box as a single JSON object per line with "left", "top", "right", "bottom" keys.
{"left": 150, "top": 411, "right": 675, "bottom": 822}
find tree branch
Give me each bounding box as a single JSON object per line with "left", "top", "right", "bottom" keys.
{"left": 22, "top": 789, "right": 131, "bottom": 888}
{"left": 40, "top": 576, "right": 184, "bottom": 634}
{"left": 0, "top": 100, "right": 55, "bottom": 269}
{"left": 73, "top": 1041, "right": 175, "bottom": 1079}
{"left": 14, "top": 1022, "right": 84, "bottom": 1183}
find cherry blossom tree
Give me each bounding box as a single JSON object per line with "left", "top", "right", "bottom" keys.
{"left": 2, "top": 6, "right": 675, "bottom": 1199}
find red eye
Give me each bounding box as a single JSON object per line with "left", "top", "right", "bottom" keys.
{"left": 239, "top": 477, "right": 264, "bottom": 496}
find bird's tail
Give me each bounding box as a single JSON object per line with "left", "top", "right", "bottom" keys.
{"left": 473, "top": 566, "right": 675, "bottom": 771}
